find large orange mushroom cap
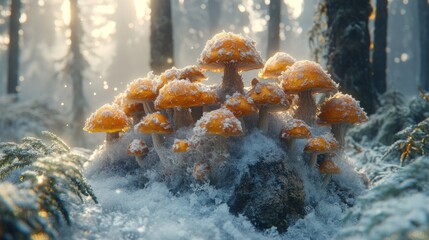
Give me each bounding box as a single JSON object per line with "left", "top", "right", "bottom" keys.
{"left": 127, "top": 139, "right": 149, "bottom": 156}
{"left": 135, "top": 112, "right": 173, "bottom": 134}
{"left": 259, "top": 52, "right": 296, "bottom": 79}
{"left": 126, "top": 77, "right": 158, "bottom": 102}
{"left": 83, "top": 104, "right": 130, "bottom": 133}
{"left": 172, "top": 139, "right": 189, "bottom": 153}
{"left": 280, "top": 119, "right": 312, "bottom": 139}
{"left": 198, "top": 32, "right": 264, "bottom": 72}
{"left": 304, "top": 134, "right": 339, "bottom": 154}
{"left": 319, "top": 159, "right": 341, "bottom": 174}
{"left": 318, "top": 93, "right": 368, "bottom": 124}
{"left": 223, "top": 93, "right": 257, "bottom": 117}
{"left": 280, "top": 60, "right": 338, "bottom": 94}
{"left": 194, "top": 108, "right": 243, "bottom": 136}
{"left": 247, "top": 82, "right": 291, "bottom": 107}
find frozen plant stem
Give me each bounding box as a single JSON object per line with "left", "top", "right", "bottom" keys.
{"left": 321, "top": 174, "right": 332, "bottom": 189}
{"left": 143, "top": 101, "right": 154, "bottom": 115}
{"left": 295, "top": 91, "right": 316, "bottom": 125}
{"left": 220, "top": 63, "right": 244, "bottom": 100}
{"left": 331, "top": 124, "right": 347, "bottom": 147}
{"left": 151, "top": 133, "right": 171, "bottom": 172}
{"left": 258, "top": 106, "right": 269, "bottom": 133}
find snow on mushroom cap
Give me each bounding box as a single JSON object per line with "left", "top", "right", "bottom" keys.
{"left": 280, "top": 60, "right": 338, "bottom": 94}
{"left": 114, "top": 92, "right": 144, "bottom": 117}
{"left": 155, "top": 79, "right": 216, "bottom": 109}
{"left": 172, "top": 139, "right": 189, "bottom": 153}
{"left": 259, "top": 52, "right": 296, "bottom": 79}
{"left": 223, "top": 93, "right": 257, "bottom": 117}
{"left": 198, "top": 31, "right": 264, "bottom": 72}
{"left": 157, "top": 66, "right": 207, "bottom": 92}
{"left": 247, "top": 82, "right": 290, "bottom": 107}
{"left": 83, "top": 104, "right": 130, "bottom": 133}
{"left": 135, "top": 112, "right": 173, "bottom": 134}
{"left": 127, "top": 139, "right": 149, "bottom": 156}
{"left": 280, "top": 118, "right": 312, "bottom": 139}
{"left": 318, "top": 92, "right": 368, "bottom": 124}
{"left": 304, "top": 133, "right": 339, "bottom": 153}
{"left": 125, "top": 77, "right": 158, "bottom": 102}
{"left": 319, "top": 159, "right": 341, "bottom": 174}
{"left": 194, "top": 108, "right": 243, "bottom": 137}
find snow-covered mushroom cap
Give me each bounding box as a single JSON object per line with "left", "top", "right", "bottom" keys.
{"left": 198, "top": 32, "right": 264, "bottom": 72}
{"left": 247, "top": 82, "right": 291, "bottom": 107}
{"left": 259, "top": 52, "right": 296, "bottom": 79}
{"left": 193, "top": 162, "right": 211, "bottom": 181}
{"left": 194, "top": 108, "right": 243, "bottom": 137}
{"left": 172, "top": 139, "right": 189, "bottom": 153}
{"left": 155, "top": 80, "right": 219, "bottom": 109}
{"left": 318, "top": 93, "right": 368, "bottom": 124}
{"left": 319, "top": 159, "right": 341, "bottom": 174}
{"left": 223, "top": 93, "right": 257, "bottom": 117}
{"left": 280, "top": 60, "right": 338, "bottom": 94}
{"left": 125, "top": 77, "right": 158, "bottom": 102}
{"left": 127, "top": 139, "right": 149, "bottom": 156}
{"left": 158, "top": 65, "right": 207, "bottom": 91}
{"left": 280, "top": 119, "right": 312, "bottom": 140}
{"left": 114, "top": 93, "right": 145, "bottom": 117}
{"left": 304, "top": 134, "right": 339, "bottom": 154}
{"left": 135, "top": 112, "right": 173, "bottom": 134}
{"left": 83, "top": 104, "right": 130, "bottom": 133}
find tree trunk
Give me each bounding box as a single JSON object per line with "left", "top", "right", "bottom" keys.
{"left": 7, "top": 0, "right": 21, "bottom": 98}
{"left": 372, "top": 0, "right": 388, "bottom": 94}
{"left": 326, "top": 0, "right": 376, "bottom": 114}
{"left": 208, "top": 0, "right": 222, "bottom": 35}
{"left": 267, "top": 0, "right": 281, "bottom": 58}
{"left": 418, "top": 0, "right": 429, "bottom": 90}
{"left": 150, "top": 0, "right": 174, "bottom": 74}
{"left": 69, "top": 0, "right": 87, "bottom": 145}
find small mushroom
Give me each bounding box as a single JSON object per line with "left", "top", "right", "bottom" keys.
{"left": 279, "top": 60, "right": 338, "bottom": 126}
{"left": 319, "top": 158, "right": 341, "bottom": 189}
{"left": 157, "top": 65, "right": 207, "bottom": 92}
{"left": 194, "top": 108, "right": 243, "bottom": 137}
{"left": 259, "top": 52, "right": 296, "bottom": 80}
{"left": 83, "top": 104, "right": 130, "bottom": 143}
{"left": 223, "top": 93, "right": 257, "bottom": 133}
{"left": 304, "top": 133, "right": 339, "bottom": 167}
{"left": 172, "top": 139, "right": 189, "bottom": 153}
{"left": 114, "top": 93, "right": 145, "bottom": 125}
{"left": 318, "top": 92, "right": 368, "bottom": 146}
{"left": 192, "top": 161, "right": 211, "bottom": 181}
{"left": 128, "top": 139, "right": 149, "bottom": 168}
{"left": 280, "top": 118, "right": 312, "bottom": 152}
{"left": 125, "top": 74, "right": 158, "bottom": 114}
{"left": 198, "top": 32, "right": 264, "bottom": 100}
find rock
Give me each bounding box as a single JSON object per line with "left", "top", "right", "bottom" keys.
{"left": 228, "top": 161, "right": 305, "bottom": 233}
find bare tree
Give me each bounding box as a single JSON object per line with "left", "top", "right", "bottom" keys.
{"left": 372, "top": 0, "right": 388, "bottom": 94}
{"left": 267, "top": 0, "right": 281, "bottom": 58}
{"left": 7, "top": 0, "right": 21, "bottom": 99}
{"left": 150, "top": 0, "right": 174, "bottom": 74}
{"left": 418, "top": 0, "right": 429, "bottom": 90}
{"left": 326, "top": 0, "right": 376, "bottom": 114}
{"left": 208, "top": 0, "right": 222, "bottom": 36}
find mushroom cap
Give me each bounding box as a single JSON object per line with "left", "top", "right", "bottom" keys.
{"left": 318, "top": 93, "right": 368, "bottom": 124}
{"left": 198, "top": 32, "right": 264, "bottom": 72}
{"left": 127, "top": 139, "right": 149, "bottom": 156}
{"left": 223, "top": 93, "right": 257, "bottom": 117}
{"left": 304, "top": 134, "right": 339, "bottom": 153}
{"left": 319, "top": 159, "right": 341, "bottom": 174}
{"left": 280, "top": 119, "right": 312, "bottom": 139}
{"left": 193, "top": 162, "right": 211, "bottom": 181}
{"left": 114, "top": 93, "right": 145, "bottom": 117}
{"left": 194, "top": 108, "right": 243, "bottom": 136}
{"left": 280, "top": 60, "right": 338, "bottom": 94}
{"left": 172, "top": 139, "right": 189, "bottom": 153}
{"left": 157, "top": 65, "right": 207, "bottom": 91}
{"left": 259, "top": 52, "right": 296, "bottom": 79}
{"left": 247, "top": 82, "right": 291, "bottom": 107}
{"left": 155, "top": 80, "right": 216, "bottom": 109}
{"left": 126, "top": 77, "right": 158, "bottom": 102}
{"left": 135, "top": 112, "right": 173, "bottom": 134}
{"left": 200, "top": 89, "right": 220, "bottom": 106}
{"left": 83, "top": 104, "right": 130, "bottom": 133}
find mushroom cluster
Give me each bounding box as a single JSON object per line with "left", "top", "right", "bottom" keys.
{"left": 83, "top": 32, "right": 367, "bottom": 188}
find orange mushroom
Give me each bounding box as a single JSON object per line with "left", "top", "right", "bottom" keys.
{"left": 279, "top": 60, "right": 338, "bottom": 125}
{"left": 223, "top": 93, "right": 257, "bottom": 133}
{"left": 280, "top": 118, "right": 312, "bottom": 151}
{"left": 259, "top": 52, "right": 296, "bottom": 79}
{"left": 128, "top": 139, "right": 149, "bottom": 168}
{"left": 172, "top": 139, "right": 189, "bottom": 153}
{"left": 319, "top": 158, "right": 341, "bottom": 188}
{"left": 194, "top": 108, "right": 243, "bottom": 137}
{"left": 318, "top": 93, "right": 368, "bottom": 146}
{"left": 304, "top": 133, "right": 339, "bottom": 167}
{"left": 114, "top": 93, "right": 145, "bottom": 125}
{"left": 157, "top": 65, "right": 207, "bottom": 92}
{"left": 192, "top": 161, "right": 211, "bottom": 181}
{"left": 83, "top": 104, "right": 130, "bottom": 143}
{"left": 247, "top": 82, "right": 292, "bottom": 133}
{"left": 198, "top": 32, "right": 264, "bottom": 100}
{"left": 125, "top": 75, "right": 158, "bottom": 115}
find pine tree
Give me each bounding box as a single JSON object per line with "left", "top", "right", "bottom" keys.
{"left": 267, "top": 0, "right": 281, "bottom": 58}
{"left": 418, "top": 0, "right": 429, "bottom": 90}
{"left": 372, "top": 0, "right": 388, "bottom": 95}
{"left": 6, "top": 0, "right": 21, "bottom": 99}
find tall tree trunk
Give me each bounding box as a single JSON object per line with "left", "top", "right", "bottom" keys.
{"left": 267, "top": 0, "right": 281, "bottom": 58}
{"left": 418, "top": 0, "right": 429, "bottom": 91}
{"left": 7, "top": 0, "right": 21, "bottom": 99}
{"left": 150, "top": 0, "right": 174, "bottom": 74}
{"left": 69, "top": 0, "right": 87, "bottom": 145}
{"left": 208, "top": 0, "right": 222, "bottom": 36}
{"left": 372, "top": 0, "right": 388, "bottom": 94}
{"left": 326, "top": 0, "right": 376, "bottom": 114}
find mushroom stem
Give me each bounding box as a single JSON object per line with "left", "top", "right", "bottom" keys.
{"left": 220, "top": 63, "right": 244, "bottom": 100}
{"left": 134, "top": 155, "right": 146, "bottom": 169}
{"left": 173, "top": 107, "right": 193, "bottom": 129}
{"left": 309, "top": 153, "right": 318, "bottom": 167}
{"left": 239, "top": 117, "right": 246, "bottom": 134}
{"left": 321, "top": 174, "right": 332, "bottom": 189}
{"left": 257, "top": 106, "right": 269, "bottom": 133}
{"left": 295, "top": 91, "right": 316, "bottom": 125}
{"left": 331, "top": 124, "right": 346, "bottom": 147}
{"left": 106, "top": 132, "right": 120, "bottom": 143}
{"left": 142, "top": 101, "right": 154, "bottom": 115}
{"left": 131, "top": 111, "right": 145, "bottom": 126}
{"left": 151, "top": 133, "right": 171, "bottom": 172}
